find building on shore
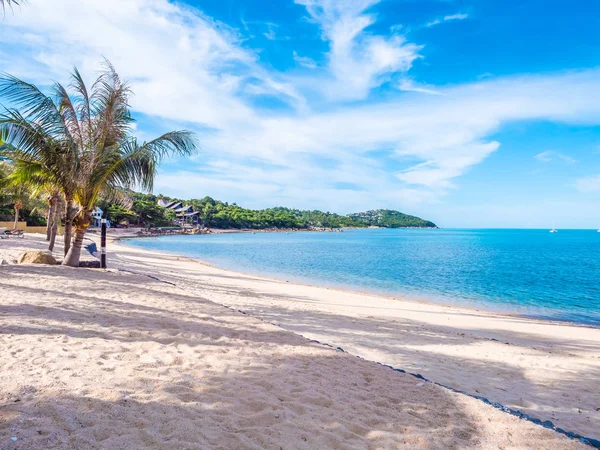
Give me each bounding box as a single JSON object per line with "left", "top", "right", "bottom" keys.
{"left": 157, "top": 199, "right": 200, "bottom": 226}
{"left": 91, "top": 207, "right": 111, "bottom": 228}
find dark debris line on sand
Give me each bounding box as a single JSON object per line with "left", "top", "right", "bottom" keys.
{"left": 292, "top": 335, "right": 600, "bottom": 448}
{"left": 120, "top": 268, "right": 600, "bottom": 449}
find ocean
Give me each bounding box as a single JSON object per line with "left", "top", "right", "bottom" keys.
{"left": 123, "top": 228, "right": 600, "bottom": 326}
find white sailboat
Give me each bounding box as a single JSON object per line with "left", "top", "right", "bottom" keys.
{"left": 550, "top": 220, "right": 558, "bottom": 233}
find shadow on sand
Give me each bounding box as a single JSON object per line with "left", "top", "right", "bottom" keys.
{"left": 0, "top": 264, "right": 594, "bottom": 448}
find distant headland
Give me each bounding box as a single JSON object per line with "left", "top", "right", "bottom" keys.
{"left": 96, "top": 191, "right": 438, "bottom": 230}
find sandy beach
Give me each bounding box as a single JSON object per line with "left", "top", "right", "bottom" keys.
{"left": 1, "top": 232, "right": 598, "bottom": 449}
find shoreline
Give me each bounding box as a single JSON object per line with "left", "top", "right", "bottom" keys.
{"left": 116, "top": 232, "right": 600, "bottom": 331}
{"left": 109, "top": 237, "right": 600, "bottom": 440}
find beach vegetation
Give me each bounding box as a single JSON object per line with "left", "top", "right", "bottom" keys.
{"left": 97, "top": 193, "right": 176, "bottom": 227}
{"left": 348, "top": 209, "right": 437, "bottom": 228}
{"left": 7, "top": 158, "right": 65, "bottom": 249}
{"left": 97, "top": 191, "right": 437, "bottom": 230}
{"left": 0, "top": 61, "right": 197, "bottom": 266}
{"left": 0, "top": 160, "right": 48, "bottom": 230}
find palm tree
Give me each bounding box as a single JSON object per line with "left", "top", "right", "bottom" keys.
{"left": 0, "top": 61, "right": 197, "bottom": 266}
{"left": 0, "top": 78, "right": 79, "bottom": 255}
{"left": 8, "top": 160, "right": 62, "bottom": 250}
{"left": 12, "top": 198, "right": 21, "bottom": 228}
{"left": 0, "top": 163, "right": 41, "bottom": 231}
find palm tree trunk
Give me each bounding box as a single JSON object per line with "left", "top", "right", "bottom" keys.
{"left": 13, "top": 206, "right": 19, "bottom": 230}
{"left": 63, "top": 195, "right": 74, "bottom": 256}
{"left": 62, "top": 227, "right": 86, "bottom": 267}
{"left": 45, "top": 200, "right": 53, "bottom": 241}
{"left": 48, "top": 194, "right": 61, "bottom": 252}
{"left": 62, "top": 209, "right": 91, "bottom": 267}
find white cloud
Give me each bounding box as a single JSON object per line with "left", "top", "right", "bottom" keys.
{"left": 444, "top": 13, "right": 469, "bottom": 21}
{"left": 0, "top": 0, "right": 301, "bottom": 128}
{"left": 295, "top": 0, "right": 421, "bottom": 100}
{"left": 534, "top": 151, "right": 577, "bottom": 163}
{"left": 477, "top": 72, "right": 494, "bottom": 80}
{"left": 155, "top": 160, "right": 438, "bottom": 213}
{"left": 534, "top": 151, "right": 553, "bottom": 162}
{"left": 3, "top": 0, "right": 600, "bottom": 215}
{"left": 427, "top": 12, "right": 469, "bottom": 28}
{"left": 293, "top": 51, "right": 318, "bottom": 69}
{"left": 260, "top": 22, "right": 279, "bottom": 40}
{"left": 195, "top": 70, "right": 600, "bottom": 201}
{"left": 397, "top": 142, "right": 500, "bottom": 189}
{"left": 575, "top": 174, "right": 600, "bottom": 193}
{"left": 398, "top": 78, "right": 442, "bottom": 95}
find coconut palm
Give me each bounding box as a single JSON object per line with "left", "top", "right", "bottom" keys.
{"left": 0, "top": 160, "right": 14, "bottom": 207}
{"left": 0, "top": 61, "right": 197, "bottom": 266}
{"left": 0, "top": 77, "right": 80, "bottom": 255}
{"left": 0, "top": 162, "right": 43, "bottom": 231}
{"left": 12, "top": 198, "right": 21, "bottom": 228}
{"left": 7, "top": 160, "right": 62, "bottom": 249}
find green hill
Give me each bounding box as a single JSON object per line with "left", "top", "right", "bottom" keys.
{"left": 97, "top": 191, "right": 437, "bottom": 230}
{"left": 348, "top": 209, "right": 437, "bottom": 228}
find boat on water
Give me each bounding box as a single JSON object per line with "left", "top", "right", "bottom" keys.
{"left": 550, "top": 221, "right": 558, "bottom": 233}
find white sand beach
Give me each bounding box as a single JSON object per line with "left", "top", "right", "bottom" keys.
{"left": 0, "top": 232, "right": 598, "bottom": 449}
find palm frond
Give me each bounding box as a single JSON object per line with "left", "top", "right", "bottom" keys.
{"left": 0, "top": 116, "right": 79, "bottom": 197}
{"left": 91, "top": 62, "right": 133, "bottom": 152}
{"left": 137, "top": 130, "right": 198, "bottom": 161}
{"left": 1, "top": 0, "right": 24, "bottom": 15}
{"left": 0, "top": 110, "right": 56, "bottom": 160}
{"left": 111, "top": 131, "right": 197, "bottom": 192}
{"left": 9, "top": 158, "right": 61, "bottom": 196}
{"left": 0, "top": 73, "right": 66, "bottom": 136}
{"left": 100, "top": 185, "right": 133, "bottom": 209}
{"left": 53, "top": 81, "right": 83, "bottom": 148}
{"left": 70, "top": 67, "right": 93, "bottom": 142}
{"left": 113, "top": 139, "right": 158, "bottom": 192}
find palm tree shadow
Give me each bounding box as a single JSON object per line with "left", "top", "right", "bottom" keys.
{"left": 0, "top": 264, "right": 491, "bottom": 448}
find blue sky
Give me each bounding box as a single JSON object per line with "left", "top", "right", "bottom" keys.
{"left": 2, "top": 0, "right": 600, "bottom": 227}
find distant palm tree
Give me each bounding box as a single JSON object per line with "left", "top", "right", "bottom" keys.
{"left": 8, "top": 160, "right": 63, "bottom": 250}
{"left": 0, "top": 162, "right": 40, "bottom": 231}
{"left": 0, "top": 162, "right": 24, "bottom": 229}
{"left": 0, "top": 61, "right": 197, "bottom": 266}
{"left": 0, "top": 77, "right": 81, "bottom": 255}
{"left": 12, "top": 198, "right": 21, "bottom": 228}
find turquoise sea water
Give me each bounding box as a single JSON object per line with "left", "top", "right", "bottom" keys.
{"left": 124, "top": 229, "right": 600, "bottom": 326}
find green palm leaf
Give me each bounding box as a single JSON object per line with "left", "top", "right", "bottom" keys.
{"left": 1, "top": 0, "right": 24, "bottom": 15}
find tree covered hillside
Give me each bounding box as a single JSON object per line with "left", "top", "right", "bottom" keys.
{"left": 134, "top": 195, "right": 438, "bottom": 229}
{"left": 0, "top": 182, "right": 437, "bottom": 230}
{"left": 348, "top": 209, "right": 437, "bottom": 228}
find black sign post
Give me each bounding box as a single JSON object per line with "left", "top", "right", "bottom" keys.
{"left": 100, "top": 218, "right": 107, "bottom": 269}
